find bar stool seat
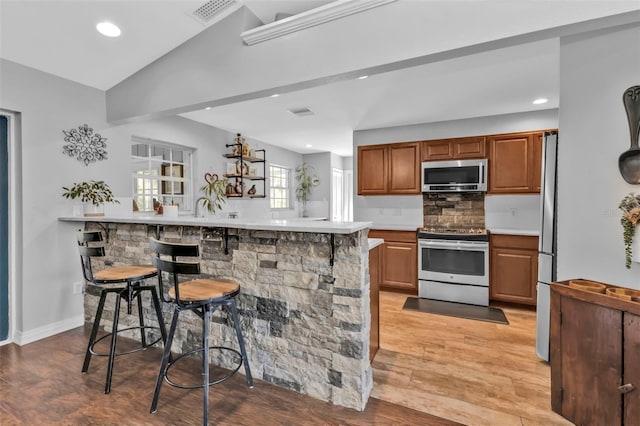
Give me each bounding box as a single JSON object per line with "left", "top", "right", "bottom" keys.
{"left": 93, "top": 265, "right": 157, "bottom": 282}
{"left": 77, "top": 230, "right": 168, "bottom": 394}
{"left": 167, "top": 278, "right": 239, "bottom": 301}
{"left": 148, "top": 238, "right": 253, "bottom": 425}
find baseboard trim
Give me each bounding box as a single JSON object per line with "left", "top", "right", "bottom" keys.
{"left": 14, "top": 315, "right": 84, "bottom": 346}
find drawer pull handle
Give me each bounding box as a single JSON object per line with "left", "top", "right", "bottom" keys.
{"left": 618, "top": 383, "right": 636, "bottom": 394}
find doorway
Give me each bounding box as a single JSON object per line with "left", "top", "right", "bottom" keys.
{"left": 1, "top": 115, "right": 8, "bottom": 341}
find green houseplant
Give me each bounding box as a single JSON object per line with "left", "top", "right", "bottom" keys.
{"left": 619, "top": 192, "right": 640, "bottom": 268}
{"left": 295, "top": 163, "right": 320, "bottom": 217}
{"left": 62, "top": 180, "right": 119, "bottom": 217}
{"left": 197, "top": 173, "right": 228, "bottom": 214}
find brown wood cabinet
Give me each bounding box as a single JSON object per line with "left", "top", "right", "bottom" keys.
{"left": 490, "top": 234, "right": 538, "bottom": 305}
{"left": 357, "top": 145, "right": 388, "bottom": 195}
{"left": 421, "top": 136, "right": 486, "bottom": 161}
{"left": 368, "top": 244, "right": 380, "bottom": 362}
{"left": 488, "top": 131, "right": 544, "bottom": 194}
{"left": 357, "top": 142, "right": 420, "bottom": 195}
{"left": 368, "top": 230, "right": 417, "bottom": 295}
{"left": 550, "top": 280, "right": 640, "bottom": 425}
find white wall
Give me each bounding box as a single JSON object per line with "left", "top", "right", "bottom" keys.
{"left": 1, "top": 59, "right": 107, "bottom": 342}
{"left": 0, "top": 59, "right": 304, "bottom": 343}
{"left": 353, "top": 109, "right": 559, "bottom": 228}
{"left": 557, "top": 23, "right": 640, "bottom": 288}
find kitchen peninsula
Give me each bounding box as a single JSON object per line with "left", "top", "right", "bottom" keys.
{"left": 59, "top": 215, "right": 374, "bottom": 410}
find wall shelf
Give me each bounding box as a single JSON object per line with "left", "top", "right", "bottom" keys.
{"left": 223, "top": 139, "right": 266, "bottom": 199}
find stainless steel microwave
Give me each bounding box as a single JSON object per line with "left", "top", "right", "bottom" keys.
{"left": 421, "top": 159, "right": 488, "bottom": 192}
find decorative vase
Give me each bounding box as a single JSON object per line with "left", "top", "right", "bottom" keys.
{"left": 302, "top": 201, "right": 308, "bottom": 218}
{"left": 84, "top": 203, "right": 104, "bottom": 217}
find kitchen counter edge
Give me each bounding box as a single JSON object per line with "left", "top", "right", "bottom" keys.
{"left": 368, "top": 238, "right": 384, "bottom": 250}
{"left": 58, "top": 216, "right": 372, "bottom": 234}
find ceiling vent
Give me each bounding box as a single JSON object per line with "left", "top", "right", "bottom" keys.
{"left": 288, "top": 107, "right": 315, "bottom": 117}
{"left": 191, "top": 0, "right": 238, "bottom": 25}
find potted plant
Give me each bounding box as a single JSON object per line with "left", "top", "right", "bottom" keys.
{"left": 295, "top": 163, "right": 320, "bottom": 217}
{"left": 197, "top": 173, "right": 228, "bottom": 215}
{"left": 62, "top": 180, "right": 119, "bottom": 217}
{"left": 620, "top": 192, "right": 640, "bottom": 268}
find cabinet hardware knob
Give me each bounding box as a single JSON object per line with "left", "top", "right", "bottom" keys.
{"left": 618, "top": 383, "right": 636, "bottom": 394}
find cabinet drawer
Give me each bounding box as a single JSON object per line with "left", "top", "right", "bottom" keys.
{"left": 369, "top": 230, "right": 417, "bottom": 243}
{"left": 491, "top": 234, "right": 538, "bottom": 250}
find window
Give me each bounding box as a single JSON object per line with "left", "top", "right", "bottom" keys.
{"left": 270, "top": 164, "right": 290, "bottom": 209}
{"left": 131, "top": 137, "right": 193, "bottom": 212}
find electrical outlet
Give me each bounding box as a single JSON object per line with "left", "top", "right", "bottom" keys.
{"left": 73, "top": 281, "right": 84, "bottom": 295}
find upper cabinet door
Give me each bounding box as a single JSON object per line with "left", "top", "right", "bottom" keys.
{"left": 357, "top": 145, "right": 388, "bottom": 195}
{"left": 358, "top": 142, "right": 420, "bottom": 195}
{"left": 388, "top": 142, "right": 420, "bottom": 194}
{"left": 422, "top": 136, "right": 486, "bottom": 161}
{"left": 531, "top": 133, "right": 543, "bottom": 193}
{"left": 422, "top": 139, "right": 453, "bottom": 161}
{"left": 453, "top": 136, "right": 486, "bottom": 159}
{"left": 488, "top": 133, "right": 532, "bottom": 193}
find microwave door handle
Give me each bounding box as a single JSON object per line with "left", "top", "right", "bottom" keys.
{"left": 480, "top": 162, "right": 485, "bottom": 184}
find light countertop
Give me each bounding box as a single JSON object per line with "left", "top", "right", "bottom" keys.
{"left": 368, "top": 238, "right": 384, "bottom": 250}
{"left": 58, "top": 215, "right": 372, "bottom": 234}
{"left": 370, "top": 223, "right": 419, "bottom": 232}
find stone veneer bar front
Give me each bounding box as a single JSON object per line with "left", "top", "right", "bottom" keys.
{"left": 59, "top": 216, "right": 373, "bottom": 411}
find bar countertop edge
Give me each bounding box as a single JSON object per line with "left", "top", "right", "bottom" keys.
{"left": 58, "top": 215, "right": 372, "bottom": 234}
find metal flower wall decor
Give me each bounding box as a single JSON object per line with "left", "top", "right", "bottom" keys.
{"left": 62, "top": 123, "right": 108, "bottom": 166}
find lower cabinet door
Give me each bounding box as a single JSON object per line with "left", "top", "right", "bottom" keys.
{"left": 624, "top": 313, "right": 640, "bottom": 424}
{"left": 380, "top": 241, "right": 417, "bottom": 294}
{"left": 559, "top": 297, "right": 622, "bottom": 425}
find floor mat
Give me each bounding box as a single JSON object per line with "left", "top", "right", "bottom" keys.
{"left": 402, "top": 297, "right": 509, "bottom": 325}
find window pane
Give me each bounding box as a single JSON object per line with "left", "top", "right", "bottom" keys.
{"left": 270, "top": 165, "right": 290, "bottom": 209}
{"left": 132, "top": 140, "right": 193, "bottom": 212}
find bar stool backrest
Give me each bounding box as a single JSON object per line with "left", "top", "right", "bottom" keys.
{"left": 77, "top": 230, "right": 106, "bottom": 284}
{"left": 149, "top": 238, "right": 201, "bottom": 305}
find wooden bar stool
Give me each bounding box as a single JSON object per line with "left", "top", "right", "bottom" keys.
{"left": 148, "top": 238, "right": 253, "bottom": 425}
{"left": 77, "top": 230, "right": 168, "bottom": 394}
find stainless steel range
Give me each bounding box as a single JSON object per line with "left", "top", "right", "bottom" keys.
{"left": 417, "top": 228, "right": 489, "bottom": 306}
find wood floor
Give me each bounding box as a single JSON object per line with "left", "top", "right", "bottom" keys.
{"left": 0, "top": 292, "right": 571, "bottom": 425}
{"left": 372, "top": 291, "right": 573, "bottom": 426}
{"left": 0, "top": 325, "right": 455, "bottom": 425}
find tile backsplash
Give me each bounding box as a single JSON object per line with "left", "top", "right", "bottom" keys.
{"left": 423, "top": 193, "right": 485, "bottom": 228}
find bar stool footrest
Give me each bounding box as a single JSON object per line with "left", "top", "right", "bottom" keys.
{"left": 89, "top": 326, "right": 163, "bottom": 357}
{"left": 164, "top": 346, "right": 243, "bottom": 390}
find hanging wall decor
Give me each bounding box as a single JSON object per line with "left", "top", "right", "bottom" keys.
{"left": 62, "top": 123, "right": 108, "bottom": 166}
{"left": 619, "top": 85, "right": 640, "bottom": 184}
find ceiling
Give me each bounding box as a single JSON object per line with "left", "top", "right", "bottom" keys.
{"left": 1, "top": 1, "right": 639, "bottom": 157}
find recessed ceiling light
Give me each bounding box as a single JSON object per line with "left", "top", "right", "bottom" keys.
{"left": 357, "top": 75, "right": 368, "bottom": 80}
{"left": 270, "top": 94, "right": 280, "bottom": 98}
{"left": 96, "top": 22, "right": 121, "bottom": 37}
{"left": 533, "top": 98, "right": 548, "bottom": 105}
{"left": 305, "top": 144, "right": 312, "bottom": 148}
{"left": 205, "top": 107, "right": 212, "bottom": 110}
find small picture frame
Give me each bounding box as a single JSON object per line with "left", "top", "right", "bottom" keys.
{"left": 226, "top": 163, "right": 237, "bottom": 175}
{"left": 249, "top": 165, "right": 257, "bottom": 177}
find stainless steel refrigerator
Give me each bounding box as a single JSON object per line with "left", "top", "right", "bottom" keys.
{"left": 535, "top": 131, "right": 558, "bottom": 362}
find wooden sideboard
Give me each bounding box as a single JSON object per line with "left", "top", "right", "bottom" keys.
{"left": 550, "top": 280, "right": 640, "bottom": 426}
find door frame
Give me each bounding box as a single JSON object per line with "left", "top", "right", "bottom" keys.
{"left": 0, "top": 110, "right": 20, "bottom": 345}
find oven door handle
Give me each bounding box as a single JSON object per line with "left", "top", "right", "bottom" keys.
{"left": 419, "top": 240, "right": 488, "bottom": 251}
